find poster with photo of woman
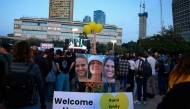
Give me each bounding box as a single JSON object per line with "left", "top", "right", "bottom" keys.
{"left": 102, "top": 56, "right": 115, "bottom": 83}
{"left": 87, "top": 54, "right": 103, "bottom": 82}
{"left": 75, "top": 54, "right": 88, "bottom": 82}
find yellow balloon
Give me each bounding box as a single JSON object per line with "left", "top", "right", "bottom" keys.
{"left": 89, "top": 21, "right": 96, "bottom": 30}
{"left": 83, "top": 25, "right": 91, "bottom": 34}
{"left": 94, "top": 24, "right": 103, "bottom": 33}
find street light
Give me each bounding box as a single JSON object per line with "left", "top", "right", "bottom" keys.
{"left": 72, "top": 28, "right": 78, "bottom": 52}
{"left": 111, "top": 40, "right": 116, "bottom": 53}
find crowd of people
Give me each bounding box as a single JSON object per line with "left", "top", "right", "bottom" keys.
{"left": 0, "top": 40, "right": 189, "bottom": 109}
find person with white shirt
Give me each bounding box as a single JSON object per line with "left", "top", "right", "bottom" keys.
{"left": 146, "top": 51, "right": 156, "bottom": 97}
{"left": 126, "top": 56, "right": 136, "bottom": 92}
{"left": 134, "top": 53, "right": 147, "bottom": 105}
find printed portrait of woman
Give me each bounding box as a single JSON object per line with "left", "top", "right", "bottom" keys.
{"left": 75, "top": 54, "right": 88, "bottom": 82}
{"left": 87, "top": 54, "right": 103, "bottom": 82}
{"left": 103, "top": 56, "right": 115, "bottom": 83}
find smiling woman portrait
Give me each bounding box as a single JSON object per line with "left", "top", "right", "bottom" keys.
{"left": 87, "top": 54, "right": 103, "bottom": 82}
{"left": 103, "top": 56, "right": 115, "bottom": 83}
{"left": 75, "top": 54, "right": 88, "bottom": 82}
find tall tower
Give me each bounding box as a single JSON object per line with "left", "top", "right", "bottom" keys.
{"left": 83, "top": 15, "right": 91, "bottom": 23}
{"left": 172, "top": 0, "right": 190, "bottom": 41}
{"left": 138, "top": 0, "right": 148, "bottom": 39}
{"left": 49, "top": 0, "right": 74, "bottom": 21}
{"left": 94, "top": 10, "right": 106, "bottom": 24}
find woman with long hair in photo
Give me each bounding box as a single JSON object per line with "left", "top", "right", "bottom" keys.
{"left": 75, "top": 54, "right": 88, "bottom": 82}
{"left": 102, "top": 56, "right": 115, "bottom": 83}
{"left": 103, "top": 56, "right": 115, "bottom": 92}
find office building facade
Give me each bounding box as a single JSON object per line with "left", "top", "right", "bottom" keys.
{"left": 83, "top": 15, "right": 91, "bottom": 23}
{"left": 172, "top": 0, "right": 190, "bottom": 41}
{"left": 13, "top": 17, "right": 122, "bottom": 46}
{"left": 94, "top": 10, "right": 106, "bottom": 24}
{"left": 49, "top": 0, "right": 74, "bottom": 21}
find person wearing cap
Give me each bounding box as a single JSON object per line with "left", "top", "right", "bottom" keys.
{"left": 87, "top": 54, "right": 103, "bottom": 82}
{"left": 0, "top": 43, "right": 12, "bottom": 108}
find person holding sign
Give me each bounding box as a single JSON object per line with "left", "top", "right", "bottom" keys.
{"left": 87, "top": 54, "right": 103, "bottom": 82}
{"left": 103, "top": 56, "right": 115, "bottom": 83}
{"left": 75, "top": 54, "right": 88, "bottom": 82}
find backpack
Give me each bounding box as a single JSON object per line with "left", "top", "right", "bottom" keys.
{"left": 1, "top": 63, "right": 35, "bottom": 108}
{"left": 139, "top": 58, "right": 152, "bottom": 78}
{"left": 164, "top": 63, "right": 170, "bottom": 73}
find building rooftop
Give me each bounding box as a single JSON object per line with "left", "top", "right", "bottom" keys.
{"left": 16, "top": 17, "right": 117, "bottom": 28}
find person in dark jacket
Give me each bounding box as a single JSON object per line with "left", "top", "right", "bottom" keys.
{"left": 0, "top": 43, "right": 13, "bottom": 108}
{"left": 157, "top": 82, "right": 190, "bottom": 109}
{"left": 3, "top": 41, "right": 43, "bottom": 109}
{"left": 32, "top": 46, "right": 49, "bottom": 109}
{"left": 157, "top": 59, "right": 168, "bottom": 95}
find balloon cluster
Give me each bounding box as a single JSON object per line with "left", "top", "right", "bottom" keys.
{"left": 83, "top": 22, "right": 103, "bottom": 34}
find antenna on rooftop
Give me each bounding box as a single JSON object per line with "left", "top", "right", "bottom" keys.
{"left": 140, "top": 0, "right": 142, "bottom": 13}
{"left": 142, "top": 0, "right": 145, "bottom": 13}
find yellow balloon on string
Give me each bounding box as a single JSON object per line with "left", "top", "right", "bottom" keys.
{"left": 94, "top": 24, "right": 103, "bottom": 33}
{"left": 83, "top": 25, "right": 91, "bottom": 34}
{"left": 89, "top": 21, "right": 96, "bottom": 30}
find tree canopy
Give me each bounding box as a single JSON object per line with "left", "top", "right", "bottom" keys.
{"left": 138, "top": 26, "right": 190, "bottom": 55}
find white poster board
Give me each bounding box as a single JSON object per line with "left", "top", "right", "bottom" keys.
{"left": 53, "top": 92, "right": 134, "bottom": 109}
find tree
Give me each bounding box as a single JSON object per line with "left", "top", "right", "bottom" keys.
{"left": 114, "top": 45, "right": 128, "bottom": 54}
{"left": 0, "top": 38, "right": 16, "bottom": 45}
{"left": 26, "top": 38, "right": 41, "bottom": 46}
{"left": 107, "top": 42, "right": 114, "bottom": 51}
{"left": 96, "top": 42, "right": 107, "bottom": 54}
{"left": 138, "top": 25, "right": 190, "bottom": 55}
{"left": 106, "top": 42, "right": 128, "bottom": 54}
{"left": 52, "top": 39, "right": 64, "bottom": 47}
{"left": 122, "top": 41, "right": 143, "bottom": 54}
